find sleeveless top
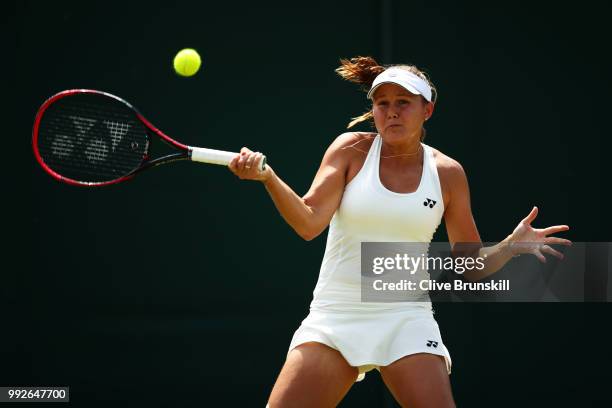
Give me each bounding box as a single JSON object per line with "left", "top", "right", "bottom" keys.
{"left": 309, "top": 135, "right": 445, "bottom": 313}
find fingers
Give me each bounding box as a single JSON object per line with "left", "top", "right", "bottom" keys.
{"left": 540, "top": 244, "right": 564, "bottom": 260}
{"left": 532, "top": 248, "right": 547, "bottom": 263}
{"left": 525, "top": 243, "right": 565, "bottom": 263}
{"left": 512, "top": 241, "right": 568, "bottom": 263}
{"left": 521, "top": 206, "right": 538, "bottom": 225}
{"left": 228, "top": 148, "right": 266, "bottom": 180}
{"left": 244, "top": 153, "right": 256, "bottom": 170}
{"left": 237, "top": 148, "right": 251, "bottom": 171}
{"left": 540, "top": 225, "right": 570, "bottom": 236}
{"left": 543, "top": 236, "right": 572, "bottom": 246}
{"left": 529, "top": 243, "right": 548, "bottom": 263}
{"left": 253, "top": 152, "right": 265, "bottom": 171}
{"left": 510, "top": 207, "right": 571, "bottom": 263}
{"left": 228, "top": 153, "right": 241, "bottom": 173}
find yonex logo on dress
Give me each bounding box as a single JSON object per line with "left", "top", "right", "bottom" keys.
{"left": 426, "top": 340, "right": 439, "bottom": 348}
{"left": 424, "top": 198, "right": 437, "bottom": 208}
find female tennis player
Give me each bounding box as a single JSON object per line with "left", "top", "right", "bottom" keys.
{"left": 229, "top": 56, "right": 570, "bottom": 407}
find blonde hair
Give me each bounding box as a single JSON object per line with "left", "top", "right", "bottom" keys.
{"left": 335, "top": 56, "right": 437, "bottom": 133}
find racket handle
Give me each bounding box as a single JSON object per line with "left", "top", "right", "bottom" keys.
{"left": 189, "top": 147, "right": 266, "bottom": 170}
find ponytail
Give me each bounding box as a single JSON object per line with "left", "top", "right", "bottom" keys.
{"left": 335, "top": 56, "right": 385, "bottom": 91}
{"left": 336, "top": 56, "right": 437, "bottom": 133}
{"left": 335, "top": 56, "right": 384, "bottom": 129}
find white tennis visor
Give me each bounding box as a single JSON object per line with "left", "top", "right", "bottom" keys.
{"left": 367, "top": 68, "right": 433, "bottom": 102}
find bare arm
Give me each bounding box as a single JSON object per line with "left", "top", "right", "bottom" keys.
{"left": 229, "top": 133, "right": 357, "bottom": 241}
{"left": 443, "top": 160, "right": 571, "bottom": 281}
{"left": 441, "top": 160, "right": 497, "bottom": 281}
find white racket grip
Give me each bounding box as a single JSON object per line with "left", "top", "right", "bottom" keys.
{"left": 189, "top": 146, "right": 266, "bottom": 170}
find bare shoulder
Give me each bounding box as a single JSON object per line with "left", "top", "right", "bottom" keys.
{"left": 329, "top": 131, "right": 377, "bottom": 152}
{"left": 428, "top": 146, "right": 470, "bottom": 207}
{"left": 429, "top": 146, "right": 467, "bottom": 180}
{"left": 320, "top": 132, "right": 376, "bottom": 184}
{"left": 322, "top": 131, "right": 376, "bottom": 164}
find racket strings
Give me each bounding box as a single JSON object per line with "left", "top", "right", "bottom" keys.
{"left": 36, "top": 94, "right": 149, "bottom": 183}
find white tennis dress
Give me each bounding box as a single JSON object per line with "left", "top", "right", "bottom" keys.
{"left": 288, "top": 134, "right": 452, "bottom": 381}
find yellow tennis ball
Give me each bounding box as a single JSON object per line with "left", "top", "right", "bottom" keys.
{"left": 173, "top": 48, "right": 201, "bottom": 77}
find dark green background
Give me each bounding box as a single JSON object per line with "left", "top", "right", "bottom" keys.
{"left": 9, "top": 0, "right": 611, "bottom": 406}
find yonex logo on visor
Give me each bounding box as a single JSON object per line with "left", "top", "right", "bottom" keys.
{"left": 367, "top": 68, "right": 433, "bottom": 103}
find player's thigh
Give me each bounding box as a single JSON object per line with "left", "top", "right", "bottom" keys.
{"left": 379, "top": 352, "right": 455, "bottom": 408}
{"left": 267, "top": 341, "right": 359, "bottom": 408}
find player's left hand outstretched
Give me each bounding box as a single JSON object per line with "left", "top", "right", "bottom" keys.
{"left": 507, "top": 206, "right": 572, "bottom": 262}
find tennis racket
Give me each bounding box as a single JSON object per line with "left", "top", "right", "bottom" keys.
{"left": 32, "top": 89, "right": 266, "bottom": 187}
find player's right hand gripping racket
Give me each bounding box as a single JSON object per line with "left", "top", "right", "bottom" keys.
{"left": 32, "top": 89, "right": 266, "bottom": 186}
